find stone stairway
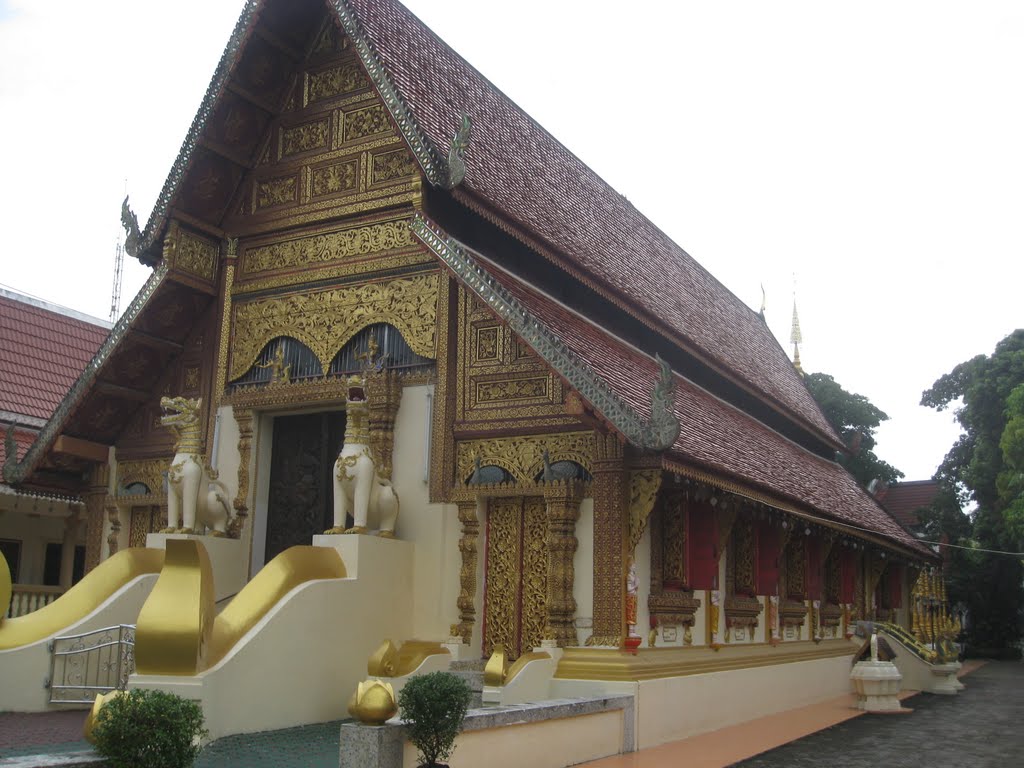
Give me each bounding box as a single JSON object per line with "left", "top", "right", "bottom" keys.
{"left": 449, "top": 659, "right": 486, "bottom": 708}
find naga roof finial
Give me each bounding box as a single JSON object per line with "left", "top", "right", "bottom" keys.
{"left": 446, "top": 114, "right": 472, "bottom": 188}
{"left": 120, "top": 196, "right": 141, "bottom": 259}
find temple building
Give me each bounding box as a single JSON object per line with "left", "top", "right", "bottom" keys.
{"left": 1, "top": 0, "right": 943, "bottom": 752}
{"left": 1, "top": 288, "right": 109, "bottom": 609}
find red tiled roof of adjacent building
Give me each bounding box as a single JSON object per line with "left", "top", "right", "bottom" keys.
{"left": 0, "top": 290, "right": 110, "bottom": 423}
{"left": 476, "top": 259, "right": 928, "bottom": 556}
{"left": 876, "top": 480, "right": 940, "bottom": 529}
{"left": 348, "top": 0, "right": 839, "bottom": 447}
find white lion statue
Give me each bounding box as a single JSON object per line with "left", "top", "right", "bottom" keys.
{"left": 325, "top": 376, "right": 399, "bottom": 537}
{"left": 160, "top": 396, "right": 232, "bottom": 536}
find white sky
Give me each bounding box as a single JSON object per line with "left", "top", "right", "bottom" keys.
{"left": 1, "top": 0, "right": 1021, "bottom": 481}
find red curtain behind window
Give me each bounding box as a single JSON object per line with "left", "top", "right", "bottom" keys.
{"left": 687, "top": 502, "right": 718, "bottom": 590}
{"left": 888, "top": 565, "right": 903, "bottom": 609}
{"left": 757, "top": 523, "right": 781, "bottom": 595}
{"left": 806, "top": 537, "right": 823, "bottom": 601}
{"left": 840, "top": 549, "right": 856, "bottom": 604}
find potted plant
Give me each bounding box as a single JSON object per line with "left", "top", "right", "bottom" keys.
{"left": 92, "top": 688, "right": 208, "bottom": 768}
{"left": 398, "top": 671, "right": 473, "bottom": 768}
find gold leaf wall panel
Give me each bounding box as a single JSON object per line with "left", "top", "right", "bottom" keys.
{"left": 455, "top": 287, "right": 577, "bottom": 432}
{"left": 229, "top": 272, "right": 438, "bottom": 381}
{"left": 226, "top": 36, "right": 421, "bottom": 236}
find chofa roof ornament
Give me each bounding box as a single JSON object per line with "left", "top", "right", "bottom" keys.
{"left": 644, "top": 355, "right": 681, "bottom": 449}
{"left": 446, "top": 114, "right": 472, "bottom": 188}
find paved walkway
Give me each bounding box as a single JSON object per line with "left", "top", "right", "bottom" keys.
{"left": 732, "top": 661, "right": 1021, "bottom": 768}
{"left": 2, "top": 661, "right": 1016, "bottom": 768}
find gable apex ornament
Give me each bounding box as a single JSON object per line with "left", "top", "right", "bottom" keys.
{"left": 446, "top": 114, "right": 472, "bottom": 188}
{"left": 120, "top": 196, "right": 142, "bottom": 259}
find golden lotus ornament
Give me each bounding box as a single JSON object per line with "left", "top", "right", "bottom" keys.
{"left": 347, "top": 678, "right": 397, "bottom": 725}
{"left": 83, "top": 689, "right": 125, "bottom": 744}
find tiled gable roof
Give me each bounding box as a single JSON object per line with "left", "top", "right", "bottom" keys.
{"left": 345, "top": 0, "right": 839, "bottom": 447}
{"left": 0, "top": 291, "right": 109, "bottom": 423}
{"left": 454, "top": 250, "right": 928, "bottom": 556}
{"left": 877, "top": 480, "right": 940, "bottom": 529}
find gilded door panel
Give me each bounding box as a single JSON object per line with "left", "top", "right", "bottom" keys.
{"left": 520, "top": 497, "right": 548, "bottom": 653}
{"left": 483, "top": 498, "right": 521, "bottom": 658}
{"left": 483, "top": 496, "right": 547, "bottom": 660}
{"left": 129, "top": 506, "right": 164, "bottom": 548}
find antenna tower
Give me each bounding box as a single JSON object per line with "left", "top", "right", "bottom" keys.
{"left": 109, "top": 239, "right": 124, "bottom": 322}
{"left": 110, "top": 180, "right": 127, "bottom": 322}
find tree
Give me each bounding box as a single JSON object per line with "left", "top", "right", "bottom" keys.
{"left": 804, "top": 372, "right": 904, "bottom": 487}
{"left": 921, "top": 329, "right": 1024, "bottom": 652}
{"left": 998, "top": 383, "right": 1024, "bottom": 540}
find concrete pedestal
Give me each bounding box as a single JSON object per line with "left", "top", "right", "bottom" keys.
{"left": 850, "top": 660, "right": 903, "bottom": 712}
{"left": 145, "top": 533, "right": 246, "bottom": 602}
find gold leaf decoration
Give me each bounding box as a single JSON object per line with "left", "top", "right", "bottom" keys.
{"left": 627, "top": 470, "right": 662, "bottom": 554}
{"left": 456, "top": 432, "right": 593, "bottom": 485}
{"left": 229, "top": 273, "right": 439, "bottom": 381}
{"left": 242, "top": 220, "right": 415, "bottom": 275}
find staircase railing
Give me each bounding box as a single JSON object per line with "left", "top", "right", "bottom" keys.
{"left": 48, "top": 624, "right": 136, "bottom": 704}
{"left": 7, "top": 584, "right": 64, "bottom": 618}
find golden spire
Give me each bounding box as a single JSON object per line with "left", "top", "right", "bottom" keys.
{"left": 790, "top": 288, "right": 803, "bottom": 374}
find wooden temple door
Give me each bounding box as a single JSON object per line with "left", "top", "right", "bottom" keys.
{"left": 265, "top": 412, "right": 345, "bottom": 563}
{"left": 483, "top": 496, "right": 548, "bottom": 660}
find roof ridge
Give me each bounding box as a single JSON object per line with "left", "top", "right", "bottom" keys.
{"left": 0, "top": 288, "right": 112, "bottom": 329}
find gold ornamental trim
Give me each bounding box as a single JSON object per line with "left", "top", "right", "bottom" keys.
{"left": 229, "top": 272, "right": 439, "bottom": 381}
{"left": 555, "top": 638, "right": 855, "bottom": 682}
{"left": 456, "top": 432, "right": 593, "bottom": 485}
{"left": 628, "top": 469, "right": 662, "bottom": 554}
{"left": 240, "top": 218, "right": 416, "bottom": 276}
{"left": 116, "top": 459, "right": 168, "bottom": 496}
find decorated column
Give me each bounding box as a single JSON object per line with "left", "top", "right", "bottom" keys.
{"left": 586, "top": 432, "right": 628, "bottom": 647}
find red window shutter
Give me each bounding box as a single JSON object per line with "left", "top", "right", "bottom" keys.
{"left": 888, "top": 565, "right": 903, "bottom": 609}
{"left": 806, "top": 538, "right": 823, "bottom": 601}
{"left": 756, "top": 524, "right": 781, "bottom": 596}
{"left": 840, "top": 550, "right": 856, "bottom": 604}
{"left": 687, "top": 503, "right": 718, "bottom": 590}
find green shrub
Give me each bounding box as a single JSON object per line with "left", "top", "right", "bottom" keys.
{"left": 92, "top": 688, "right": 208, "bottom": 768}
{"left": 398, "top": 671, "right": 473, "bottom": 768}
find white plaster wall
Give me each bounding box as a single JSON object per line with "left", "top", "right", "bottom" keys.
{"left": 0, "top": 574, "right": 158, "bottom": 712}
{"left": 402, "top": 709, "right": 626, "bottom": 768}
{"left": 248, "top": 412, "right": 275, "bottom": 577}
{"left": 392, "top": 385, "right": 460, "bottom": 642}
{"left": 572, "top": 498, "right": 594, "bottom": 647}
{"left": 0, "top": 512, "right": 77, "bottom": 585}
{"left": 633, "top": 653, "right": 856, "bottom": 748}
{"left": 635, "top": 524, "right": 651, "bottom": 646}
{"left": 131, "top": 536, "right": 414, "bottom": 739}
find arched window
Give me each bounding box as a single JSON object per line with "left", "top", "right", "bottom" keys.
{"left": 330, "top": 323, "right": 433, "bottom": 376}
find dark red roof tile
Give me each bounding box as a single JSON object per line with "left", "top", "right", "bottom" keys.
{"left": 0, "top": 292, "right": 109, "bottom": 422}
{"left": 348, "top": 0, "right": 839, "bottom": 446}
{"left": 877, "top": 480, "right": 940, "bottom": 529}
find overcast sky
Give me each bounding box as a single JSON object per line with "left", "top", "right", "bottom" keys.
{"left": 1, "top": 0, "right": 1021, "bottom": 481}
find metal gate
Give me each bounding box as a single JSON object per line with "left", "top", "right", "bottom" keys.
{"left": 48, "top": 624, "right": 135, "bottom": 704}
